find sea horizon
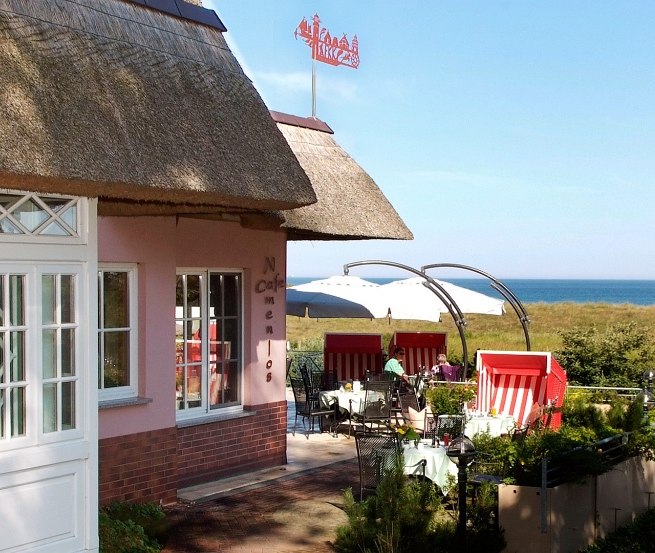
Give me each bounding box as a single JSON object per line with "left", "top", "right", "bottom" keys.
{"left": 286, "top": 277, "right": 655, "bottom": 306}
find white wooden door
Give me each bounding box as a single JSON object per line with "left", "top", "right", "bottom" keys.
{"left": 0, "top": 193, "right": 98, "bottom": 553}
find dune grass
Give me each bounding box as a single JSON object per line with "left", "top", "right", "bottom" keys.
{"left": 286, "top": 303, "right": 655, "bottom": 361}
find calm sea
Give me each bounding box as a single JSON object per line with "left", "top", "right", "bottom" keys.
{"left": 286, "top": 278, "right": 655, "bottom": 306}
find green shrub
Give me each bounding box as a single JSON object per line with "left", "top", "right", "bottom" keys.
{"left": 334, "top": 456, "right": 441, "bottom": 553}
{"left": 99, "top": 502, "right": 167, "bottom": 553}
{"left": 556, "top": 322, "right": 655, "bottom": 387}
{"left": 334, "top": 455, "right": 505, "bottom": 553}
{"left": 425, "top": 383, "right": 477, "bottom": 416}
{"left": 579, "top": 507, "right": 655, "bottom": 552}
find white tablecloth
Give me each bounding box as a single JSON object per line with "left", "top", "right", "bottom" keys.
{"left": 465, "top": 415, "right": 515, "bottom": 437}
{"left": 319, "top": 390, "right": 368, "bottom": 414}
{"left": 402, "top": 441, "right": 458, "bottom": 492}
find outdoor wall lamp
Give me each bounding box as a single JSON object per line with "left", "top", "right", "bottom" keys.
{"left": 446, "top": 435, "right": 476, "bottom": 552}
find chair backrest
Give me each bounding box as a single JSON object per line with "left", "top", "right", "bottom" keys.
{"left": 289, "top": 377, "right": 309, "bottom": 416}
{"left": 441, "top": 364, "right": 462, "bottom": 382}
{"left": 321, "top": 368, "right": 339, "bottom": 391}
{"left": 354, "top": 431, "right": 399, "bottom": 496}
{"left": 362, "top": 379, "right": 392, "bottom": 419}
{"left": 398, "top": 388, "right": 420, "bottom": 415}
{"left": 436, "top": 414, "right": 465, "bottom": 439}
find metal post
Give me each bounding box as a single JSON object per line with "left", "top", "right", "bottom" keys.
{"left": 311, "top": 59, "right": 317, "bottom": 118}
{"left": 457, "top": 461, "right": 468, "bottom": 552}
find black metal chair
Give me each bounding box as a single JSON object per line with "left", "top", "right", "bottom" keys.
{"left": 289, "top": 377, "right": 336, "bottom": 437}
{"left": 396, "top": 386, "right": 421, "bottom": 426}
{"left": 321, "top": 368, "right": 339, "bottom": 391}
{"left": 299, "top": 363, "right": 320, "bottom": 401}
{"left": 349, "top": 379, "right": 392, "bottom": 436}
{"left": 354, "top": 431, "right": 427, "bottom": 500}
{"left": 354, "top": 431, "right": 398, "bottom": 499}
{"left": 434, "top": 414, "right": 465, "bottom": 443}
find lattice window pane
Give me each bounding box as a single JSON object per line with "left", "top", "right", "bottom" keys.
{"left": 13, "top": 198, "right": 48, "bottom": 232}
{"left": 9, "top": 331, "right": 24, "bottom": 382}
{"left": 42, "top": 329, "right": 56, "bottom": 379}
{"left": 9, "top": 275, "right": 23, "bottom": 326}
{"left": 42, "top": 275, "right": 56, "bottom": 325}
{"left": 61, "top": 329, "right": 75, "bottom": 377}
{"left": 61, "top": 275, "right": 75, "bottom": 323}
{"left": 10, "top": 386, "right": 25, "bottom": 437}
{"left": 43, "top": 383, "right": 57, "bottom": 433}
{"left": 42, "top": 221, "right": 68, "bottom": 236}
{"left": 103, "top": 331, "right": 129, "bottom": 388}
{"left": 62, "top": 381, "right": 75, "bottom": 430}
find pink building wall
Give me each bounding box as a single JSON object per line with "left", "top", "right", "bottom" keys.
{"left": 97, "top": 216, "right": 288, "bottom": 439}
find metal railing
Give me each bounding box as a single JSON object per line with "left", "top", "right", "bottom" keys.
{"left": 539, "top": 432, "right": 633, "bottom": 532}
{"left": 566, "top": 385, "right": 644, "bottom": 401}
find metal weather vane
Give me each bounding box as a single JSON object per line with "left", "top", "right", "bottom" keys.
{"left": 294, "top": 14, "right": 359, "bottom": 117}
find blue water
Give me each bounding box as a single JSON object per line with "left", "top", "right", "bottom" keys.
{"left": 286, "top": 278, "right": 655, "bottom": 306}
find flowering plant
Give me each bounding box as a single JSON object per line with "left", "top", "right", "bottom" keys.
{"left": 344, "top": 382, "right": 353, "bottom": 391}
{"left": 390, "top": 423, "right": 421, "bottom": 444}
{"left": 426, "top": 381, "right": 477, "bottom": 415}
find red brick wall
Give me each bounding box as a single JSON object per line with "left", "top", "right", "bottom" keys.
{"left": 98, "top": 400, "right": 287, "bottom": 505}
{"left": 176, "top": 400, "right": 288, "bottom": 489}
{"left": 99, "top": 427, "right": 178, "bottom": 506}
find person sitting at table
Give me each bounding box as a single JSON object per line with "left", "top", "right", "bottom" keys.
{"left": 384, "top": 346, "right": 410, "bottom": 384}
{"left": 431, "top": 353, "right": 452, "bottom": 380}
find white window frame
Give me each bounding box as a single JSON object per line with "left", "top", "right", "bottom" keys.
{"left": 175, "top": 268, "right": 243, "bottom": 422}
{"left": 98, "top": 264, "right": 138, "bottom": 401}
{"left": 0, "top": 263, "right": 86, "bottom": 450}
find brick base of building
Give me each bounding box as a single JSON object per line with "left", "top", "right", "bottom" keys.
{"left": 98, "top": 400, "right": 287, "bottom": 505}
{"left": 99, "top": 426, "right": 178, "bottom": 505}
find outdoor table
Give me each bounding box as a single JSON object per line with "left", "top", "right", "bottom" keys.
{"left": 402, "top": 441, "right": 458, "bottom": 492}
{"left": 319, "top": 389, "right": 367, "bottom": 414}
{"left": 465, "top": 414, "right": 515, "bottom": 437}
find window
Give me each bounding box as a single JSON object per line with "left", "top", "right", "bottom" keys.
{"left": 42, "top": 273, "right": 78, "bottom": 432}
{"left": 98, "top": 266, "right": 137, "bottom": 400}
{"left": 175, "top": 271, "right": 242, "bottom": 417}
{"left": 0, "top": 191, "right": 79, "bottom": 237}
{"left": 0, "top": 267, "right": 82, "bottom": 444}
{"left": 0, "top": 274, "right": 27, "bottom": 439}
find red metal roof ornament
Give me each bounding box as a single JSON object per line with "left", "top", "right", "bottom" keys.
{"left": 294, "top": 14, "right": 359, "bottom": 69}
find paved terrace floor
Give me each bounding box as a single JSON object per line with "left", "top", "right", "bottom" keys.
{"left": 163, "top": 389, "right": 358, "bottom": 553}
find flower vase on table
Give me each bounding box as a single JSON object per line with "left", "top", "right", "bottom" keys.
{"left": 391, "top": 423, "right": 421, "bottom": 447}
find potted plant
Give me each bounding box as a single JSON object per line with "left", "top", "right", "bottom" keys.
{"left": 425, "top": 382, "right": 477, "bottom": 416}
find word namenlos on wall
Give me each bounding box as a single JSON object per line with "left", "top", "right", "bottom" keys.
{"left": 255, "top": 257, "right": 285, "bottom": 383}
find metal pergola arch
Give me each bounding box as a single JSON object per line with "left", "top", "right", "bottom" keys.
{"left": 420, "top": 263, "right": 531, "bottom": 352}
{"left": 343, "top": 260, "right": 472, "bottom": 379}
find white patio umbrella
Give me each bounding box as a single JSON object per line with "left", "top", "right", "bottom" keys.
{"left": 287, "top": 275, "right": 504, "bottom": 322}
{"left": 380, "top": 277, "right": 505, "bottom": 322}
{"left": 286, "top": 275, "right": 389, "bottom": 318}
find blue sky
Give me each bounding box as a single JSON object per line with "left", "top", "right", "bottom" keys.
{"left": 207, "top": 1, "right": 655, "bottom": 280}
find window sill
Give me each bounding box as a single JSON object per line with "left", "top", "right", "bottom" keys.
{"left": 98, "top": 396, "right": 153, "bottom": 410}
{"left": 176, "top": 408, "right": 255, "bottom": 429}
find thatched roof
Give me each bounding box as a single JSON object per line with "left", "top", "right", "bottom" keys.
{"left": 0, "top": 0, "right": 316, "bottom": 214}
{"left": 272, "top": 112, "right": 413, "bottom": 241}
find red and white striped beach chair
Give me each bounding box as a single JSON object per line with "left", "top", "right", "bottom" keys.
{"left": 387, "top": 332, "right": 448, "bottom": 376}
{"left": 475, "top": 350, "right": 567, "bottom": 430}
{"left": 324, "top": 333, "right": 384, "bottom": 383}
